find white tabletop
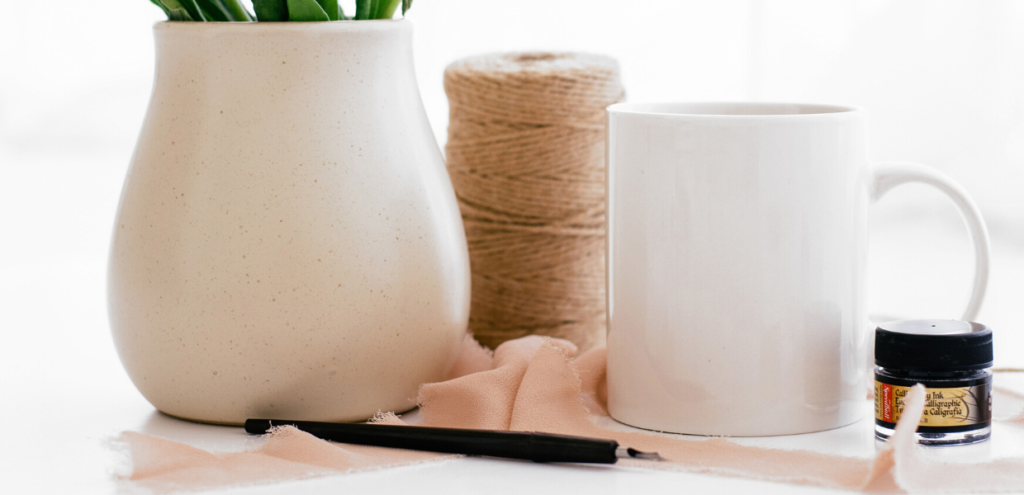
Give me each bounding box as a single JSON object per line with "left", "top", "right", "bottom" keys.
{"left": 3, "top": 144, "right": 1023, "bottom": 494}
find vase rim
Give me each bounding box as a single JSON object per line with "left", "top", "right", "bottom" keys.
{"left": 154, "top": 18, "right": 410, "bottom": 34}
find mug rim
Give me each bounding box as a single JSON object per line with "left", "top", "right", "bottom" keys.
{"left": 607, "top": 101, "right": 862, "bottom": 118}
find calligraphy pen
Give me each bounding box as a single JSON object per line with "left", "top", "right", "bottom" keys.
{"left": 245, "top": 419, "right": 664, "bottom": 464}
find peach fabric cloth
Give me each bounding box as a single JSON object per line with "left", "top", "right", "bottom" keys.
{"left": 114, "top": 335, "right": 1024, "bottom": 493}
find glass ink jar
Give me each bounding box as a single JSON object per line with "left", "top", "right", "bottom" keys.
{"left": 874, "top": 319, "right": 993, "bottom": 446}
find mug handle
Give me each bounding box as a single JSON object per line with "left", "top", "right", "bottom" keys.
{"left": 870, "top": 161, "right": 991, "bottom": 321}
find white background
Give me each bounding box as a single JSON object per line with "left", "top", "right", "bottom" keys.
{"left": 1, "top": 1, "right": 1023, "bottom": 493}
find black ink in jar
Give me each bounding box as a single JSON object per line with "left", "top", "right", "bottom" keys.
{"left": 874, "top": 319, "right": 992, "bottom": 446}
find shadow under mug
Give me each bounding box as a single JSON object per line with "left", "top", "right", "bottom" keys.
{"left": 605, "top": 102, "right": 990, "bottom": 436}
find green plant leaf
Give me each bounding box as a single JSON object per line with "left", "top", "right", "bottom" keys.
{"left": 354, "top": 0, "right": 370, "bottom": 20}
{"left": 286, "top": 0, "right": 329, "bottom": 21}
{"left": 150, "top": 0, "right": 166, "bottom": 15}
{"left": 220, "top": 0, "right": 254, "bottom": 21}
{"left": 167, "top": 9, "right": 194, "bottom": 20}
{"left": 375, "top": 0, "right": 400, "bottom": 19}
{"left": 402, "top": 0, "right": 412, "bottom": 15}
{"left": 197, "top": 0, "right": 230, "bottom": 21}
{"left": 148, "top": 0, "right": 168, "bottom": 14}
{"left": 315, "top": 0, "right": 339, "bottom": 20}
{"left": 149, "top": 0, "right": 192, "bottom": 21}
{"left": 179, "top": 0, "right": 208, "bottom": 20}
{"left": 253, "top": 0, "right": 288, "bottom": 21}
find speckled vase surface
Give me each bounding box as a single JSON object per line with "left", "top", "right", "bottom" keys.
{"left": 109, "top": 20, "right": 471, "bottom": 425}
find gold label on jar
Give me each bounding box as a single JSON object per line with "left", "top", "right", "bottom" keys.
{"left": 874, "top": 381, "right": 991, "bottom": 427}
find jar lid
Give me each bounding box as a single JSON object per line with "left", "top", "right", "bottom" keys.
{"left": 875, "top": 319, "right": 993, "bottom": 372}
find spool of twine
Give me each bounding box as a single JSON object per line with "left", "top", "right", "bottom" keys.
{"left": 444, "top": 52, "right": 625, "bottom": 350}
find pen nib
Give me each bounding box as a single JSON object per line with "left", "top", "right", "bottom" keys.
{"left": 616, "top": 445, "right": 665, "bottom": 461}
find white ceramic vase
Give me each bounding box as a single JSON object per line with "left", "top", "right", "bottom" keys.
{"left": 109, "top": 20, "right": 471, "bottom": 425}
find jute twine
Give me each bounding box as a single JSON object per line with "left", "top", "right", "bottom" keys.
{"left": 444, "top": 52, "right": 625, "bottom": 350}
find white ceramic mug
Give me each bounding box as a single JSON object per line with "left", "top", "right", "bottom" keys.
{"left": 605, "top": 102, "right": 990, "bottom": 436}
